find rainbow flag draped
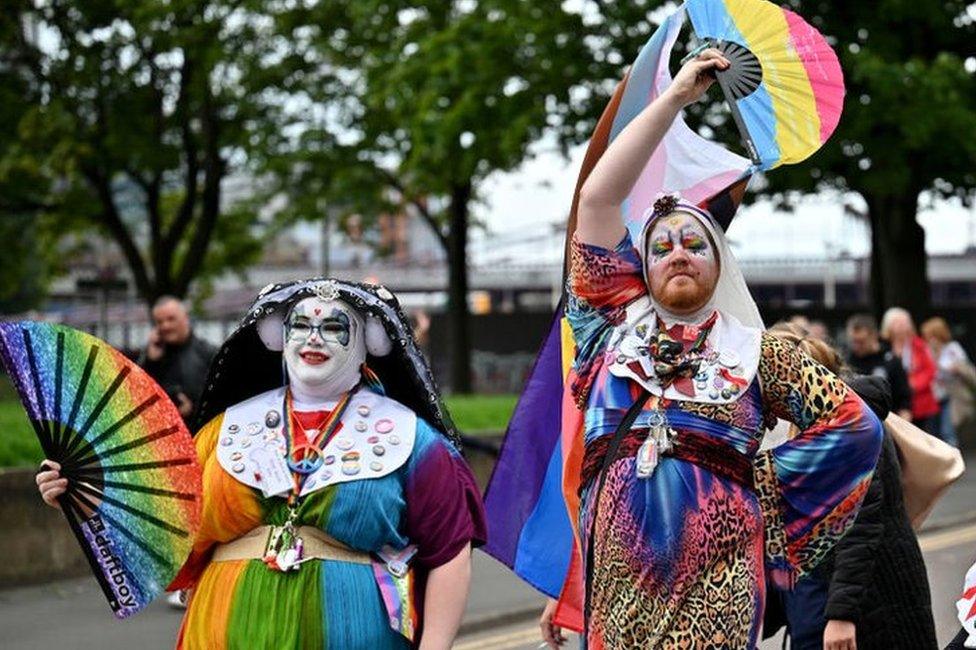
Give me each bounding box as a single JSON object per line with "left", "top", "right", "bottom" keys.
{"left": 482, "top": 3, "right": 755, "bottom": 630}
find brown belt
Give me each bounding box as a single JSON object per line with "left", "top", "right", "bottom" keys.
{"left": 580, "top": 426, "right": 754, "bottom": 491}
{"left": 212, "top": 525, "right": 371, "bottom": 565}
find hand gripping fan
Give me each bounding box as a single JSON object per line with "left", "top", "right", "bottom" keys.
{"left": 0, "top": 322, "right": 202, "bottom": 618}
{"left": 683, "top": 0, "right": 845, "bottom": 170}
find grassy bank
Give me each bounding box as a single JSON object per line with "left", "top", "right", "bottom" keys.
{"left": 444, "top": 393, "right": 518, "bottom": 435}
{"left": 0, "top": 380, "right": 517, "bottom": 467}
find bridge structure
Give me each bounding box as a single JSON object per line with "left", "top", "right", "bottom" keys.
{"left": 28, "top": 248, "right": 976, "bottom": 354}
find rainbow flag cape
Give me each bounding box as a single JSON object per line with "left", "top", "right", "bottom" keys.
{"left": 482, "top": 3, "right": 755, "bottom": 631}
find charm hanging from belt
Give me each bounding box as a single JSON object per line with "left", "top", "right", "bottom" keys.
{"left": 635, "top": 410, "right": 677, "bottom": 479}
{"left": 263, "top": 499, "right": 307, "bottom": 571}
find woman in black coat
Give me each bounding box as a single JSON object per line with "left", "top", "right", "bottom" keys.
{"left": 764, "top": 326, "right": 938, "bottom": 650}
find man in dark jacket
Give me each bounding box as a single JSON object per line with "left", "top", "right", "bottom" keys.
{"left": 847, "top": 313, "right": 913, "bottom": 420}
{"left": 139, "top": 296, "right": 216, "bottom": 427}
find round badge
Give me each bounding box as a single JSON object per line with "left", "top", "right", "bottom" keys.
{"left": 375, "top": 419, "right": 395, "bottom": 434}
{"left": 369, "top": 461, "right": 383, "bottom": 472}
{"left": 246, "top": 422, "right": 263, "bottom": 436}
{"left": 388, "top": 434, "right": 401, "bottom": 446}
{"left": 305, "top": 476, "right": 316, "bottom": 489}
{"left": 354, "top": 421, "right": 368, "bottom": 433}
{"left": 232, "top": 462, "right": 245, "bottom": 473}
{"left": 719, "top": 350, "right": 740, "bottom": 368}
{"left": 730, "top": 383, "right": 741, "bottom": 394}
{"left": 336, "top": 437, "right": 354, "bottom": 450}
{"left": 342, "top": 462, "right": 361, "bottom": 476}
{"left": 230, "top": 451, "right": 243, "bottom": 461}
{"left": 713, "top": 376, "right": 725, "bottom": 389}
{"left": 709, "top": 390, "right": 720, "bottom": 400}
{"left": 367, "top": 435, "right": 379, "bottom": 444}
{"left": 227, "top": 424, "right": 240, "bottom": 434}
{"left": 373, "top": 445, "right": 386, "bottom": 456}
{"left": 324, "top": 455, "right": 336, "bottom": 465}
{"left": 721, "top": 388, "right": 732, "bottom": 399}
{"left": 265, "top": 410, "right": 281, "bottom": 428}
{"left": 220, "top": 437, "right": 233, "bottom": 447}
{"left": 342, "top": 451, "right": 361, "bottom": 462}
{"left": 357, "top": 405, "right": 371, "bottom": 417}
{"left": 323, "top": 470, "right": 333, "bottom": 480}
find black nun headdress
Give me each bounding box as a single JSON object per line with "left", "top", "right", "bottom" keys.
{"left": 194, "top": 278, "right": 459, "bottom": 447}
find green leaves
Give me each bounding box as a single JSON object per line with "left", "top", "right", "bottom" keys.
{"left": 0, "top": 0, "right": 300, "bottom": 305}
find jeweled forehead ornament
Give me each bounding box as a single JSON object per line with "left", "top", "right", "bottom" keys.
{"left": 312, "top": 280, "right": 340, "bottom": 303}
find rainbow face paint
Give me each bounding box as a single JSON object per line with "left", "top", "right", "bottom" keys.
{"left": 646, "top": 213, "right": 716, "bottom": 269}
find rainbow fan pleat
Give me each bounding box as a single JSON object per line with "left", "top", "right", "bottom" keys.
{"left": 0, "top": 321, "right": 202, "bottom": 618}
{"left": 687, "top": 0, "right": 845, "bottom": 170}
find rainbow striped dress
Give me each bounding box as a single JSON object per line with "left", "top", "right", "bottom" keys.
{"left": 170, "top": 390, "right": 485, "bottom": 649}
{"left": 567, "top": 235, "right": 882, "bottom": 648}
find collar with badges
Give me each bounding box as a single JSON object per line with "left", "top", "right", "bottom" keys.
{"left": 607, "top": 298, "right": 762, "bottom": 404}
{"left": 216, "top": 386, "right": 416, "bottom": 497}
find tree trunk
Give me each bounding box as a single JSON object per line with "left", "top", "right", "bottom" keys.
{"left": 446, "top": 182, "right": 472, "bottom": 394}
{"left": 865, "top": 190, "right": 931, "bottom": 322}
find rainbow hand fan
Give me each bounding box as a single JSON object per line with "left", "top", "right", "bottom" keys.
{"left": 684, "top": 0, "right": 845, "bottom": 170}
{"left": 0, "top": 321, "right": 202, "bottom": 619}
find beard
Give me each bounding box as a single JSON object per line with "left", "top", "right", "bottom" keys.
{"left": 653, "top": 277, "right": 713, "bottom": 313}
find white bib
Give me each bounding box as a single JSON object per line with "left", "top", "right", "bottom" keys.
{"left": 607, "top": 299, "right": 762, "bottom": 404}
{"left": 216, "top": 387, "right": 416, "bottom": 497}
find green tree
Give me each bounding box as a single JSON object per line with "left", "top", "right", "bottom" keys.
{"left": 262, "top": 1, "right": 600, "bottom": 392}
{"left": 590, "top": 1, "right": 976, "bottom": 318}
{"left": 0, "top": 1, "right": 290, "bottom": 308}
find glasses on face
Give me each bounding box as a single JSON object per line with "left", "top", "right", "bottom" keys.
{"left": 286, "top": 319, "right": 350, "bottom": 345}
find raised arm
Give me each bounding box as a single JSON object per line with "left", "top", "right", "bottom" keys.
{"left": 575, "top": 49, "right": 730, "bottom": 249}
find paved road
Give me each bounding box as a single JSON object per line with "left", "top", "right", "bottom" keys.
{"left": 2, "top": 522, "right": 973, "bottom": 649}
{"left": 0, "top": 550, "right": 539, "bottom": 650}
{"left": 458, "top": 521, "right": 976, "bottom": 650}
{"left": 3, "top": 454, "right": 975, "bottom": 649}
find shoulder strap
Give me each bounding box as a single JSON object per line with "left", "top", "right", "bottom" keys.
{"left": 583, "top": 388, "right": 651, "bottom": 626}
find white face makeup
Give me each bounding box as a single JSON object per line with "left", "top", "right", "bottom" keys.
{"left": 645, "top": 211, "right": 720, "bottom": 314}
{"left": 283, "top": 297, "right": 366, "bottom": 395}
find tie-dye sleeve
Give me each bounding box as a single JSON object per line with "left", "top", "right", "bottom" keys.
{"left": 565, "top": 232, "right": 646, "bottom": 406}
{"left": 755, "top": 333, "right": 883, "bottom": 588}
{"left": 404, "top": 420, "right": 487, "bottom": 569}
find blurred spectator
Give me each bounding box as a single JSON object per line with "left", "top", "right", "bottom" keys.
{"left": 410, "top": 308, "right": 431, "bottom": 350}
{"left": 787, "top": 315, "right": 829, "bottom": 342}
{"left": 881, "top": 308, "right": 940, "bottom": 436}
{"left": 921, "top": 317, "right": 976, "bottom": 447}
{"left": 138, "top": 296, "right": 216, "bottom": 426}
{"left": 846, "top": 314, "right": 913, "bottom": 421}
{"left": 807, "top": 319, "right": 830, "bottom": 343}
{"left": 138, "top": 295, "right": 215, "bottom": 611}
{"left": 788, "top": 314, "right": 811, "bottom": 330}
{"left": 764, "top": 323, "right": 937, "bottom": 650}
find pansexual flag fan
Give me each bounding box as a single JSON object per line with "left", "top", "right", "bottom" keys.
{"left": 0, "top": 321, "right": 202, "bottom": 619}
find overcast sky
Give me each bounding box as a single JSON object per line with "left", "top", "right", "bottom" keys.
{"left": 469, "top": 141, "right": 976, "bottom": 266}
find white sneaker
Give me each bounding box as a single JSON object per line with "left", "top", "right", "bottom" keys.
{"left": 166, "top": 589, "right": 188, "bottom": 609}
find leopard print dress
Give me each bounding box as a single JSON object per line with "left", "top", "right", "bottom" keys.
{"left": 568, "top": 234, "right": 882, "bottom": 649}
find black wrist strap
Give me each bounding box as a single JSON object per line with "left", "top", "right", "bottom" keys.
{"left": 583, "top": 388, "right": 651, "bottom": 630}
